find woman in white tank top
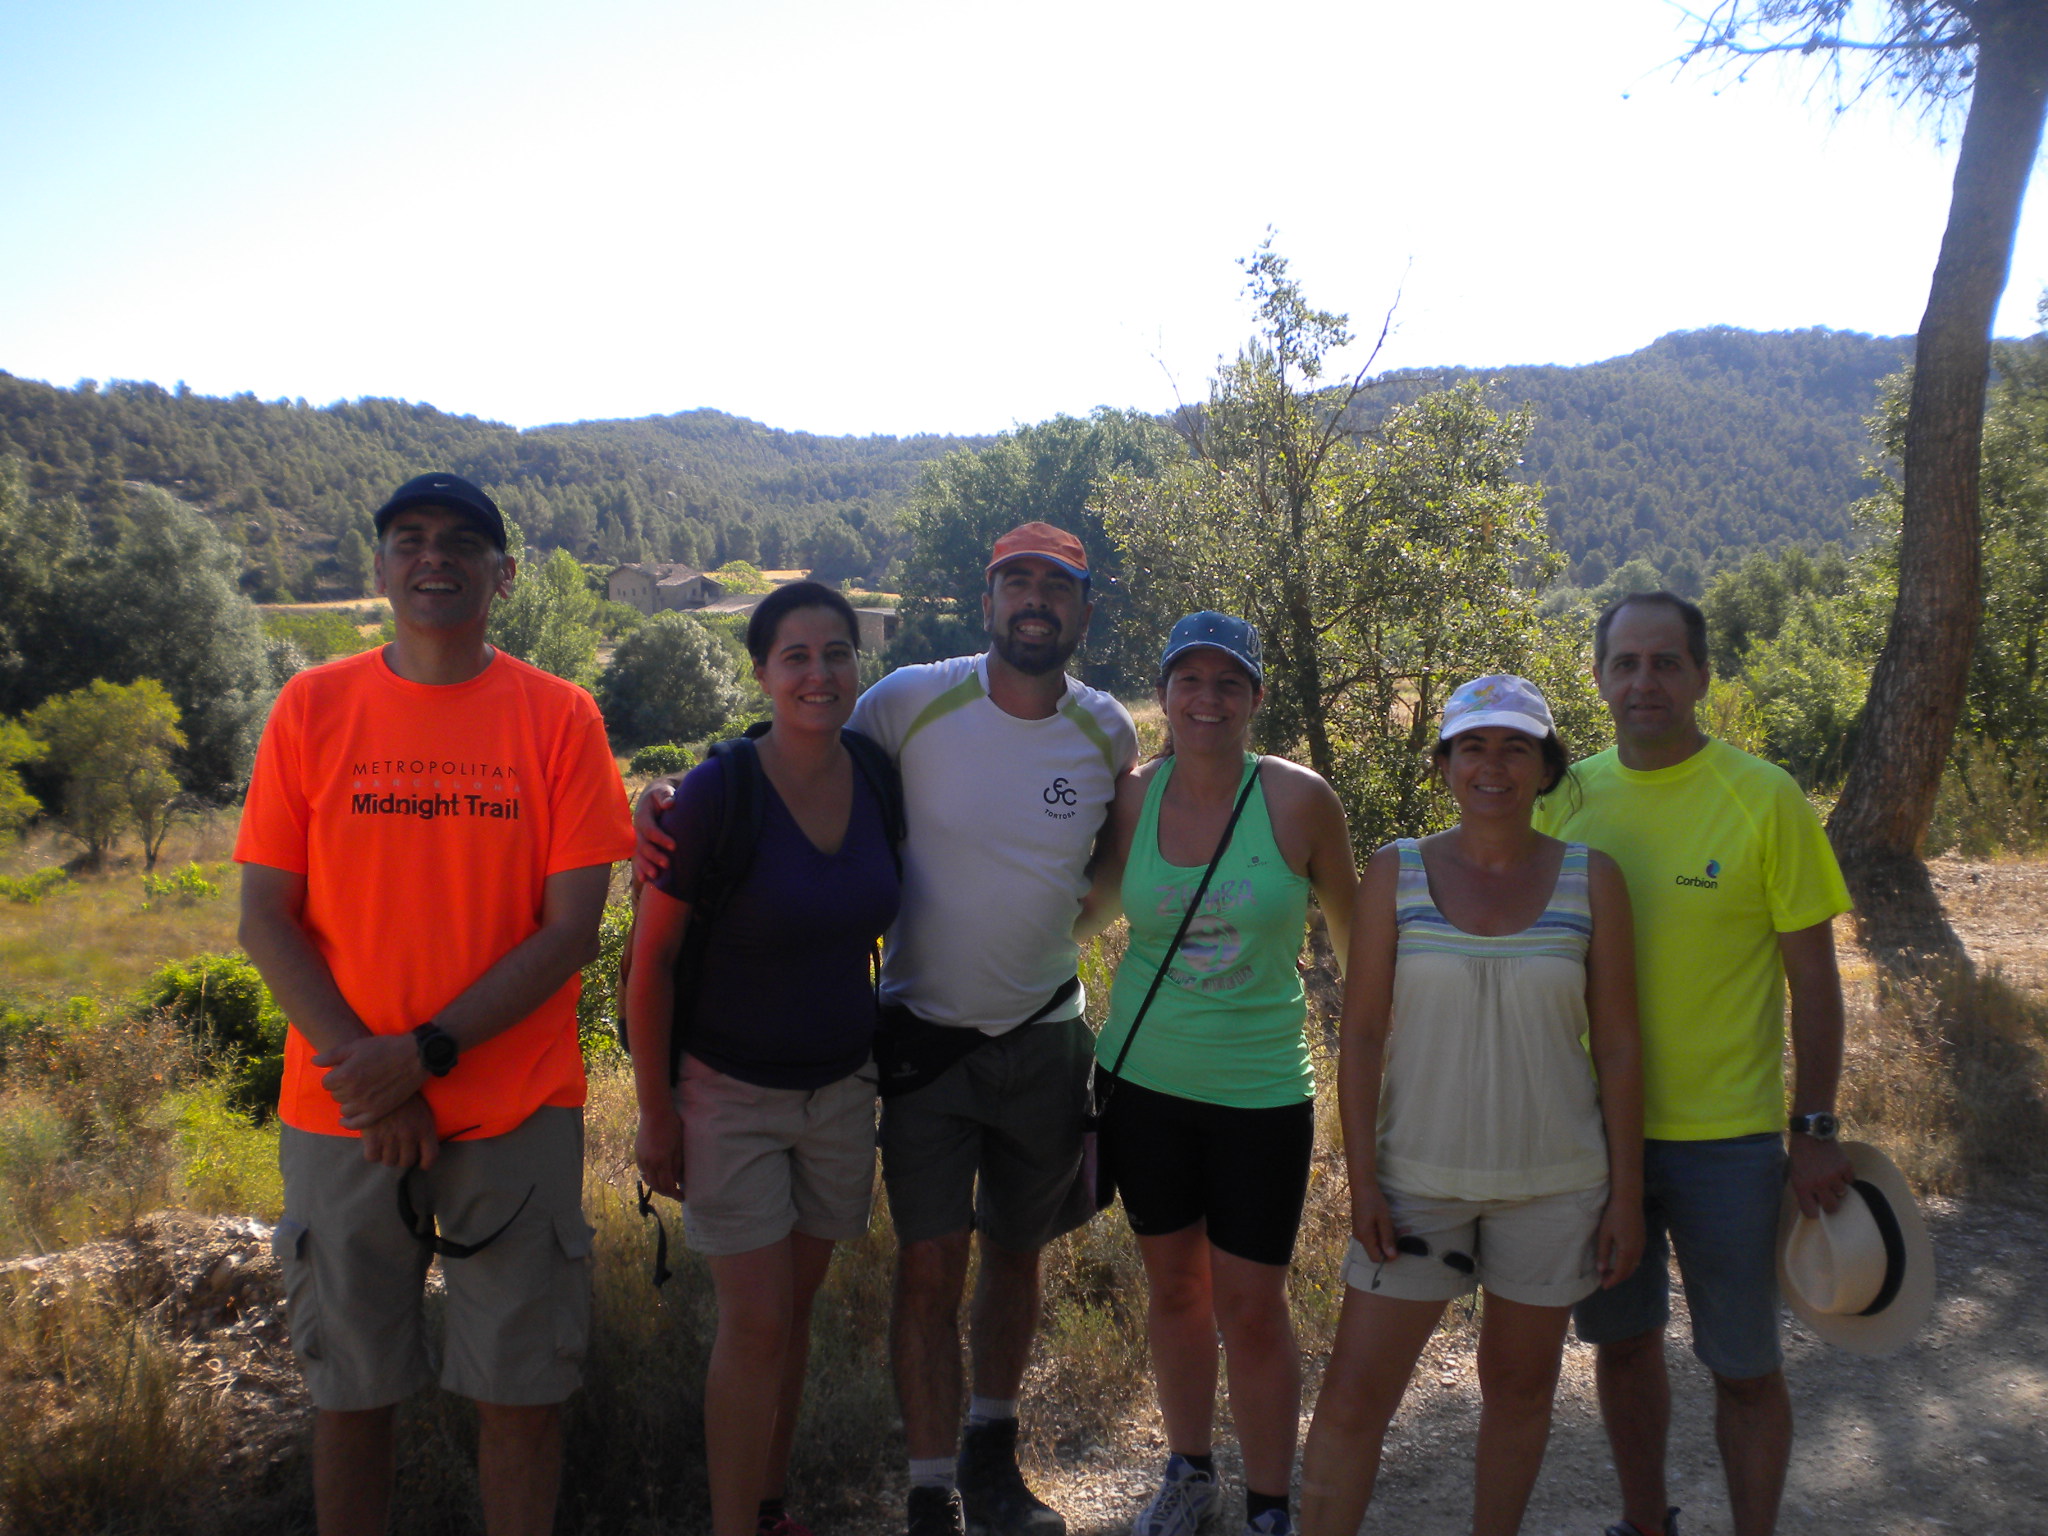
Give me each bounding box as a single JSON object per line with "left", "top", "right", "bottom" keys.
{"left": 1299, "top": 675, "right": 1645, "bottom": 1536}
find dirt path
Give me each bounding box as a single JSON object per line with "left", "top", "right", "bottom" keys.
{"left": 1017, "top": 861, "right": 2048, "bottom": 1536}
{"left": 1026, "top": 1190, "right": 2048, "bottom": 1536}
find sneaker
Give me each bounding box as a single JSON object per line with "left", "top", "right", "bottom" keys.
{"left": 908, "top": 1486, "right": 966, "bottom": 1536}
{"left": 761, "top": 1518, "right": 816, "bottom": 1536}
{"left": 1242, "top": 1509, "right": 1293, "bottom": 1536}
{"left": 956, "top": 1419, "right": 1066, "bottom": 1536}
{"left": 1133, "top": 1455, "right": 1218, "bottom": 1536}
{"left": 1604, "top": 1510, "right": 1680, "bottom": 1536}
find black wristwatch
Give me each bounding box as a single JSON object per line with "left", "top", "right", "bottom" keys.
{"left": 1788, "top": 1111, "right": 1839, "bottom": 1141}
{"left": 413, "top": 1023, "right": 460, "bottom": 1078}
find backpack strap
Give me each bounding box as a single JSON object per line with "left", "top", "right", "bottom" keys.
{"left": 842, "top": 726, "right": 907, "bottom": 879}
{"left": 694, "top": 730, "right": 768, "bottom": 927}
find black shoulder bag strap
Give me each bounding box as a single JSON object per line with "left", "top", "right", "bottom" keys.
{"left": 1100, "top": 757, "right": 1263, "bottom": 1096}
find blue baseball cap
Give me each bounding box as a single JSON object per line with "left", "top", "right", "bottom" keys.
{"left": 1160, "top": 611, "right": 1263, "bottom": 684}
{"left": 373, "top": 472, "right": 507, "bottom": 551}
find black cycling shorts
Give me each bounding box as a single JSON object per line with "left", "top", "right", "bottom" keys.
{"left": 1096, "top": 1075, "right": 1314, "bottom": 1267}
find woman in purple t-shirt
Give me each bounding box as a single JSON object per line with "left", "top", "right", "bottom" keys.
{"left": 625, "top": 582, "right": 900, "bottom": 1536}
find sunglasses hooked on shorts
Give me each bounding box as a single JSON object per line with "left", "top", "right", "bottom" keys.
{"left": 1370, "top": 1232, "right": 1476, "bottom": 1290}
{"left": 394, "top": 1125, "right": 536, "bottom": 1259}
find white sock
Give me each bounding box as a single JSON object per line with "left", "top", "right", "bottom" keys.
{"left": 909, "top": 1457, "right": 957, "bottom": 1491}
{"left": 967, "top": 1395, "right": 1018, "bottom": 1426}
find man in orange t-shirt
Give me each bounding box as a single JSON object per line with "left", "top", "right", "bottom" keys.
{"left": 236, "top": 471, "right": 632, "bottom": 1536}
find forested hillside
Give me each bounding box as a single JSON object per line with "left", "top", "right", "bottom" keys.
{"left": 0, "top": 375, "right": 987, "bottom": 599}
{"left": 0, "top": 325, "right": 1909, "bottom": 600}
{"left": 1372, "top": 325, "right": 1912, "bottom": 589}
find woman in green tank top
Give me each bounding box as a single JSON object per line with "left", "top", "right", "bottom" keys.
{"left": 1077, "top": 612, "right": 1359, "bottom": 1536}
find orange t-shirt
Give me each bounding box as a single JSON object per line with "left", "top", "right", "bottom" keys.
{"left": 234, "top": 647, "right": 634, "bottom": 1139}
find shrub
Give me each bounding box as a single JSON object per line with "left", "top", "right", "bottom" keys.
{"left": 576, "top": 897, "right": 633, "bottom": 1060}
{"left": 142, "top": 953, "right": 286, "bottom": 1116}
{"left": 628, "top": 743, "right": 692, "bottom": 777}
{"left": 140, "top": 862, "right": 221, "bottom": 908}
{"left": 1925, "top": 745, "right": 2048, "bottom": 857}
{"left": 0, "top": 867, "right": 68, "bottom": 904}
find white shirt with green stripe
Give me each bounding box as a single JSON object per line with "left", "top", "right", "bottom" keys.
{"left": 849, "top": 653, "right": 1138, "bottom": 1033}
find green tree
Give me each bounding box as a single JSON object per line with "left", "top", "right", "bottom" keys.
{"left": 1854, "top": 330, "right": 2048, "bottom": 800}
{"left": 489, "top": 536, "right": 602, "bottom": 686}
{"left": 0, "top": 466, "right": 271, "bottom": 797}
{"left": 713, "top": 560, "right": 774, "bottom": 595}
{"left": 890, "top": 407, "right": 1183, "bottom": 693}
{"left": 805, "top": 515, "right": 871, "bottom": 586}
{"left": 335, "top": 523, "right": 375, "bottom": 596}
{"left": 596, "top": 612, "right": 747, "bottom": 751}
{"left": 1689, "top": 1, "right": 2048, "bottom": 962}
{"left": 0, "top": 720, "right": 43, "bottom": 837}
{"left": 1100, "top": 244, "right": 1597, "bottom": 846}
{"left": 25, "top": 678, "right": 186, "bottom": 867}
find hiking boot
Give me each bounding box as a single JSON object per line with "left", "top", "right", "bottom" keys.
{"left": 1133, "top": 1455, "right": 1218, "bottom": 1536}
{"left": 1241, "top": 1509, "right": 1293, "bottom": 1536}
{"left": 761, "top": 1518, "right": 816, "bottom": 1536}
{"left": 956, "top": 1419, "right": 1065, "bottom": 1536}
{"left": 1604, "top": 1510, "right": 1679, "bottom": 1536}
{"left": 908, "top": 1486, "right": 966, "bottom": 1536}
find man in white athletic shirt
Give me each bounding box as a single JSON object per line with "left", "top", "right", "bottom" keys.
{"left": 852, "top": 523, "right": 1136, "bottom": 1536}
{"left": 635, "top": 523, "right": 1136, "bottom": 1536}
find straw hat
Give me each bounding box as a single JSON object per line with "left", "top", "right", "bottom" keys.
{"left": 1777, "top": 1141, "right": 1935, "bottom": 1357}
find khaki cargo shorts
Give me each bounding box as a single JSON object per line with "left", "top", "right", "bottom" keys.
{"left": 274, "top": 1106, "right": 592, "bottom": 1411}
{"left": 676, "top": 1053, "right": 878, "bottom": 1256}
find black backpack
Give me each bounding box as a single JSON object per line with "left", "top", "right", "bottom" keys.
{"left": 617, "top": 722, "right": 906, "bottom": 1084}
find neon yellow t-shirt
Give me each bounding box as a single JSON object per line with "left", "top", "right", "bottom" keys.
{"left": 1534, "top": 739, "right": 1850, "bottom": 1140}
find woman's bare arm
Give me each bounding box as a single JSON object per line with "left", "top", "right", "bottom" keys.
{"left": 1584, "top": 848, "right": 1645, "bottom": 1288}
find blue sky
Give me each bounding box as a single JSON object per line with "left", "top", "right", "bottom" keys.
{"left": 3, "top": 0, "right": 2042, "bottom": 437}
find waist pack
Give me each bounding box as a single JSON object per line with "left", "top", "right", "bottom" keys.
{"left": 873, "top": 977, "right": 1080, "bottom": 1099}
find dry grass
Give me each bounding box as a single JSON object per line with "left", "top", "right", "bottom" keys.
{"left": 0, "top": 821, "right": 243, "bottom": 1006}
{"left": 1838, "top": 944, "right": 2048, "bottom": 1199}
{"left": 3, "top": 823, "right": 2045, "bottom": 1533}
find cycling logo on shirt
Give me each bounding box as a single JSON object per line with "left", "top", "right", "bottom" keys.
{"left": 1042, "top": 777, "right": 1079, "bottom": 820}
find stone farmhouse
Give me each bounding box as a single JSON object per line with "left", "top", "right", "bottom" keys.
{"left": 606, "top": 563, "right": 726, "bottom": 615}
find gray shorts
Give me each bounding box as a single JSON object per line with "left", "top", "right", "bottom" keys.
{"left": 879, "top": 1016, "right": 1093, "bottom": 1251}
{"left": 1574, "top": 1133, "right": 1786, "bottom": 1380}
{"left": 678, "top": 1054, "right": 878, "bottom": 1256}
{"left": 274, "top": 1106, "right": 592, "bottom": 1412}
{"left": 1342, "top": 1183, "right": 1608, "bottom": 1308}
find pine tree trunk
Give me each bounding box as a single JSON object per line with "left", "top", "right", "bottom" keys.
{"left": 1828, "top": 2, "right": 2048, "bottom": 973}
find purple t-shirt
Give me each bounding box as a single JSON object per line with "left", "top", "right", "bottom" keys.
{"left": 653, "top": 750, "right": 900, "bottom": 1089}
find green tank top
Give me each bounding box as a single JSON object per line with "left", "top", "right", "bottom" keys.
{"left": 1096, "top": 755, "right": 1315, "bottom": 1108}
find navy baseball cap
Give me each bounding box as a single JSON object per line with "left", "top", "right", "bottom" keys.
{"left": 1160, "top": 611, "right": 1263, "bottom": 684}
{"left": 372, "top": 473, "right": 507, "bottom": 551}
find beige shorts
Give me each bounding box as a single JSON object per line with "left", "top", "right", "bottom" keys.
{"left": 1341, "top": 1183, "right": 1608, "bottom": 1309}
{"left": 677, "top": 1054, "right": 878, "bottom": 1257}
{"left": 275, "top": 1106, "right": 592, "bottom": 1411}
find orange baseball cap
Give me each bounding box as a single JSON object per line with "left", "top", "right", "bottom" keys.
{"left": 986, "top": 521, "right": 1090, "bottom": 582}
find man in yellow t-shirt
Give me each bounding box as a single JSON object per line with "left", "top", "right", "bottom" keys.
{"left": 237, "top": 472, "right": 632, "bottom": 1536}
{"left": 1534, "top": 593, "right": 1853, "bottom": 1536}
